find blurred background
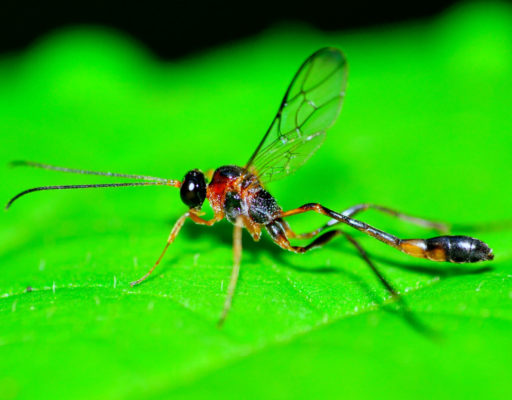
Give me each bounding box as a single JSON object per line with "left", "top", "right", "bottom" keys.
{"left": 1, "top": 1, "right": 460, "bottom": 59}
{"left": 0, "top": 1, "right": 511, "bottom": 400}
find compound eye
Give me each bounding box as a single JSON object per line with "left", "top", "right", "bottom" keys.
{"left": 180, "top": 170, "right": 206, "bottom": 208}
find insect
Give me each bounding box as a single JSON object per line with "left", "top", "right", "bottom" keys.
{"left": 6, "top": 48, "right": 494, "bottom": 326}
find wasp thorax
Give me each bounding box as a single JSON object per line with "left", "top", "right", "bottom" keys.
{"left": 180, "top": 169, "right": 206, "bottom": 208}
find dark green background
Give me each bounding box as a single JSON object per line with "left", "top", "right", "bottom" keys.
{"left": 1, "top": 2, "right": 511, "bottom": 399}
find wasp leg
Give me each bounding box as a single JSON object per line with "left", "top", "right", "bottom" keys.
{"left": 280, "top": 204, "right": 494, "bottom": 263}
{"left": 267, "top": 219, "right": 398, "bottom": 295}
{"left": 340, "top": 231, "right": 399, "bottom": 297}
{"left": 269, "top": 219, "right": 438, "bottom": 333}
{"left": 130, "top": 212, "right": 189, "bottom": 287}
{"left": 340, "top": 231, "right": 437, "bottom": 336}
{"left": 276, "top": 218, "right": 322, "bottom": 240}
{"left": 189, "top": 212, "right": 221, "bottom": 226}
{"left": 267, "top": 218, "right": 342, "bottom": 252}
{"left": 321, "top": 203, "right": 450, "bottom": 233}
{"left": 280, "top": 203, "right": 448, "bottom": 241}
{"left": 218, "top": 217, "right": 243, "bottom": 327}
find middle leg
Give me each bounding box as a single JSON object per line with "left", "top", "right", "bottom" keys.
{"left": 217, "top": 216, "right": 243, "bottom": 327}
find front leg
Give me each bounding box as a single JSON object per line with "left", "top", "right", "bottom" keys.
{"left": 189, "top": 210, "right": 222, "bottom": 226}
{"left": 130, "top": 212, "right": 190, "bottom": 286}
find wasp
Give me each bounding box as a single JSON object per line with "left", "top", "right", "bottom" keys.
{"left": 6, "top": 48, "right": 494, "bottom": 326}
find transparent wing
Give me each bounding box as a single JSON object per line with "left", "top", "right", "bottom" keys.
{"left": 245, "top": 47, "right": 347, "bottom": 184}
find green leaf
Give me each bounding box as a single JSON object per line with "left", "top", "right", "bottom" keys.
{"left": 1, "top": 3, "right": 511, "bottom": 399}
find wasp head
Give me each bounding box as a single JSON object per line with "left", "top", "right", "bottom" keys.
{"left": 180, "top": 169, "right": 206, "bottom": 209}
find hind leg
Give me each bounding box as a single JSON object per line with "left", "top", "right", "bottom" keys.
{"left": 280, "top": 203, "right": 493, "bottom": 263}
{"left": 278, "top": 203, "right": 449, "bottom": 242}
{"left": 266, "top": 219, "right": 399, "bottom": 298}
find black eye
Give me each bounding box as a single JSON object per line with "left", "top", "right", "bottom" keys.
{"left": 180, "top": 170, "right": 206, "bottom": 208}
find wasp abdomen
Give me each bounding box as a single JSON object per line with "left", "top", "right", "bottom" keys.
{"left": 428, "top": 236, "right": 493, "bottom": 263}
{"left": 401, "top": 236, "right": 493, "bottom": 263}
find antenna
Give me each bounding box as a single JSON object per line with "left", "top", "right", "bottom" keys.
{"left": 6, "top": 161, "right": 182, "bottom": 209}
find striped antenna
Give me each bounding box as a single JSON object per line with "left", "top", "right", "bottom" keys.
{"left": 6, "top": 161, "right": 182, "bottom": 210}
{"left": 11, "top": 160, "right": 171, "bottom": 182}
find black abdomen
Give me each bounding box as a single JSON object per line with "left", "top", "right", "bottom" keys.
{"left": 426, "top": 236, "right": 494, "bottom": 263}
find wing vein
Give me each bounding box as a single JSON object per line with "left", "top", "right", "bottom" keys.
{"left": 245, "top": 48, "right": 347, "bottom": 184}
